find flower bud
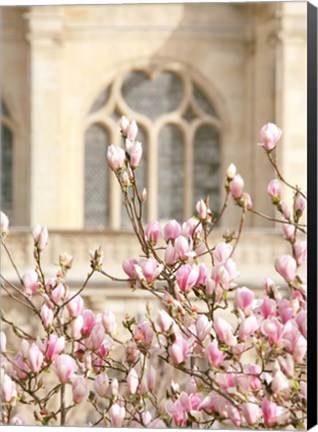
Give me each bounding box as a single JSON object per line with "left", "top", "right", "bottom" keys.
{"left": 267, "top": 179, "right": 282, "bottom": 200}
{"left": 127, "top": 368, "right": 139, "bottom": 394}
{"left": 0, "top": 211, "right": 9, "bottom": 236}
{"left": 32, "top": 225, "right": 48, "bottom": 251}
{"left": 196, "top": 315, "right": 212, "bottom": 341}
{"left": 157, "top": 310, "right": 174, "bottom": 333}
{"left": 22, "top": 270, "right": 38, "bottom": 295}
{"left": 275, "top": 255, "right": 297, "bottom": 283}
{"left": 282, "top": 224, "right": 296, "bottom": 241}
{"left": 107, "top": 145, "right": 125, "bottom": 170}
{"left": 163, "top": 219, "right": 181, "bottom": 242}
{"left": 205, "top": 340, "right": 224, "bottom": 367}
{"left": 226, "top": 163, "right": 237, "bottom": 180}
{"left": 280, "top": 202, "right": 291, "bottom": 220}
{"left": 141, "top": 188, "right": 147, "bottom": 201}
{"left": 119, "top": 116, "right": 129, "bottom": 137}
{"left": 230, "top": 174, "right": 244, "bottom": 199}
{"left": 196, "top": 199, "right": 207, "bottom": 220}
{"left": 168, "top": 336, "right": 188, "bottom": 365}
{"left": 127, "top": 120, "right": 138, "bottom": 142}
{"left": 294, "top": 241, "right": 307, "bottom": 266}
{"left": 294, "top": 194, "right": 306, "bottom": 216}
{"left": 213, "top": 317, "right": 237, "bottom": 346}
{"left": 1, "top": 373, "right": 17, "bottom": 404}
{"left": 45, "top": 335, "right": 65, "bottom": 361}
{"left": 262, "top": 398, "right": 277, "bottom": 427}
{"left": 111, "top": 378, "right": 119, "bottom": 396}
{"left": 40, "top": 304, "right": 54, "bottom": 329}
{"left": 242, "top": 403, "right": 259, "bottom": 426}
{"left": 66, "top": 293, "right": 84, "bottom": 318}
{"left": 145, "top": 220, "right": 161, "bottom": 246}
{"left": 165, "top": 244, "right": 177, "bottom": 266}
{"left": 52, "top": 354, "right": 77, "bottom": 384}
{"left": 71, "top": 315, "right": 84, "bottom": 339}
{"left": 147, "top": 365, "right": 156, "bottom": 391}
{"left": 72, "top": 376, "right": 88, "bottom": 404}
{"left": 271, "top": 370, "right": 289, "bottom": 395}
{"left": 127, "top": 140, "right": 142, "bottom": 169}
{"left": 234, "top": 287, "right": 254, "bottom": 313}
{"left": 27, "top": 343, "right": 44, "bottom": 373}
{"left": 102, "top": 310, "right": 117, "bottom": 334}
{"left": 121, "top": 171, "right": 130, "bottom": 188}
{"left": 175, "top": 264, "right": 199, "bottom": 293}
{"left": 259, "top": 123, "right": 282, "bottom": 152}
{"left": 94, "top": 372, "right": 109, "bottom": 398}
{"left": 109, "top": 403, "right": 125, "bottom": 427}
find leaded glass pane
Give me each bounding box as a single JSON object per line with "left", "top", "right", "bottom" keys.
{"left": 121, "top": 126, "right": 147, "bottom": 230}
{"left": 193, "top": 83, "right": 218, "bottom": 117}
{"left": 84, "top": 124, "right": 109, "bottom": 228}
{"left": 158, "top": 124, "right": 184, "bottom": 222}
{"left": 122, "top": 71, "right": 183, "bottom": 120}
{"left": 1, "top": 125, "right": 13, "bottom": 214}
{"left": 89, "top": 86, "right": 110, "bottom": 114}
{"left": 193, "top": 125, "right": 220, "bottom": 214}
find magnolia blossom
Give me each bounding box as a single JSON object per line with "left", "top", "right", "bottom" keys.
{"left": 294, "top": 194, "right": 306, "bottom": 215}
{"left": 22, "top": 270, "right": 38, "bottom": 295}
{"left": 52, "top": 354, "right": 77, "bottom": 384}
{"left": 262, "top": 397, "right": 278, "bottom": 427}
{"left": 94, "top": 372, "right": 109, "bottom": 398}
{"left": 267, "top": 179, "right": 282, "bottom": 199}
{"left": 275, "top": 255, "right": 297, "bottom": 282}
{"left": 145, "top": 220, "right": 161, "bottom": 245}
{"left": 127, "top": 368, "right": 139, "bottom": 394}
{"left": 135, "top": 258, "right": 164, "bottom": 284}
{"left": 32, "top": 225, "right": 48, "bottom": 251}
{"left": 234, "top": 287, "right": 254, "bottom": 313}
{"left": 109, "top": 403, "right": 125, "bottom": 427}
{"left": 163, "top": 219, "right": 181, "bottom": 242}
{"left": 72, "top": 376, "right": 88, "bottom": 404}
{"left": 230, "top": 174, "right": 244, "bottom": 199}
{"left": 107, "top": 145, "right": 125, "bottom": 170}
{"left": 196, "top": 199, "right": 207, "bottom": 220}
{"left": 175, "top": 264, "right": 199, "bottom": 293}
{"left": 205, "top": 340, "right": 224, "bottom": 367}
{"left": 213, "top": 317, "right": 237, "bottom": 346}
{"left": 169, "top": 336, "right": 188, "bottom": 364}
{"left": 259, "top": 122, "right": 282, "bottom": 151}
{"left": 102, "top": 310, "right": 117, "bottom": 334}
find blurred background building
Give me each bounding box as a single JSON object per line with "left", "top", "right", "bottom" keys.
{"left": 1, "top": 3, "right": 306, "bottom": 320}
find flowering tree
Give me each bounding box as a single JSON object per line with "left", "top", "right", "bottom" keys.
{"left": 0, "top": 120, "right": 307, "bottom": 428}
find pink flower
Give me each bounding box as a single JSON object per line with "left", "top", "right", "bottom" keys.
{"left": 53, "top": 354, "right": 77, "bottom": 384}
{"left": 294, "top": 194, "right": 306, "bottom": 215}
{"left": 215, "top": 242, "right": 233, "bottom": 263}
{"left": 157, "top": 310, "right": 174, "bottom": 333}
{"left": 242, "top": 403, "right": 259, "bottom": 426}
{"left": 111, "top": 378, "right": 119, "bottom": 396}
{"left": 147, "top": 365, "right": 156, "bottom": 391}
{"left": 242, "top": 192, "right": 253, "bottom": 209}
{"left": 71, "top": 315, "right": 84, "bottom": 339}
{"left": 119, "top": 116, "right": 129, "bottom": 137}
{"left": 94, "top": 372, "right": 109, "bottom": 397}
{"left": 262, "top": 397, "right": 277, "bottom": 427}
{"left": 127, "top": 120, "right": 138, "bottom": 142}
{"left": 294, "top": 241, "right": 307, "bottom": 266}
{"left": 134, "top": 321, "right": 154, "bottom": 347}
{"left": 87, "top": 324, "right": 105, "bottom": 350}
{"left": 22, "top": 270, "right": 38, "bottom": 295}
{"left": 32, "top": 225, "right": 48, "bottom": 251}
{"left": 280, "top": 202, "right": 291, "bottom": 219}
{"left": 122, "top": 258, "right": 138, "bottom": 279}
{"left": 213, "top": 316, "right": 237, "bottom": 346}
{"left": 1, "top": 373, "right": 17, "bottom": 403}
{"left": 261, "top": 318, "right": 283, "bottom": 344}
{"left": 127, "top": 368, "right": 139, "bottom": 394}
{"left": 145, "top": 220, "right": 161, "bottom": 245}
{"left": 50, "top": 282, "right": 65, "bottom": 303}
{"left": 267, "top": 179, "right": 282, "bottom": 199}
{"left": 260, "top": 296, "right": 276, "bottom": 318}
{"left": 40, "top": 304, "right": 54, "bottom": 329}
{"left": 296, "top": 311, "right": 307, "bottom": 338}
{"left": 293, "top": 333, "right": 307, "bottom": 363}
{"left": 107, "top": 144, "right": 125, "bottom": 170}
{"left": 234, "top": 287, "right": 254, "bottom": 313}
{"left": 126, "top": 140, "right": 142, "bottom": 169}
{"left": 174, "top": 236, "right": 194, "bottom": 260}
{"left": 275, "top": 255, "right": 297, "bottom": 282}
{"left": 81, "top": 309, "right": 96, "bottom": 336}
{"left": 135, "top": 258, "right": 163, "bottom": 284}
{"left": 72, "top": 376, "right": 88, "bottom": 404}
{"left": 27, "top": 343, "right": 44, "bottom": 372}
{"left": 239, "top": 315, "right": 259, "bottom": 341}
{"left": 164, "top": 244, "right": 178, "bottom": 265}
{"left": 196, "top": 315, "right": 212, "bottom": 341}
{"left": 230, "top": 174, "right": 244, "bottom": 199}
{"left": 165, "top": 400, "right": 187, "bottom": 426}
{"left": 271, "top": 370, "right": 289, "bottom": 395}
{"left": 45, "top": 335, "right": 65, "bottom": 361}
{"left": 109, "top": 403, "right": 125, "bottom": 427}
{"left": 259, "top": 122, "right": 282, "bottom": 151}
{"left": 66, "top": 293, "right": 84, "bottom": 318}
{"left": 196, "top": 199, "right": 207, "bottom": 219}
{"left": 0, "top": 211, "right": 9, "bottom": 235}
{"left": 282, "top": 224, "right": 296, "bottom": 241}
{"left": 169, "top": 336, "right": 188, "bottom": 364}
{"left": 175, "top": 264, "right": 199, "bottom": 293}
{"left": 278, "top": 354, "right": 295, "bottom": 378}
{"left": 102, "top": 310, "right": 117, "bottom": 334}
{"left": 196, "top": 263, "right": 209, "bottom": 286}
{"left": 205, "top": 340, "right": 224, "bottom": 367}
{"left": 163, "top": 219, "right": 181, "bottom": 242}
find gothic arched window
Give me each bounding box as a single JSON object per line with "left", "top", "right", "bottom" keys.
{"left": 85, "top": 64, "right": 221, "bottom": 229}
{"left": 1, "top": 101, "right": 14, "bottom": 220}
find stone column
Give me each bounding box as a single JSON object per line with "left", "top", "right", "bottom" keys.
{"left": 24, "top": 7, "right": 64, "bottom": 228}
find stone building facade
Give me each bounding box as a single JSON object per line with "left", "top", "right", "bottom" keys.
{"left": 1, "top": 3, "right": 307, "bottom": 318}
